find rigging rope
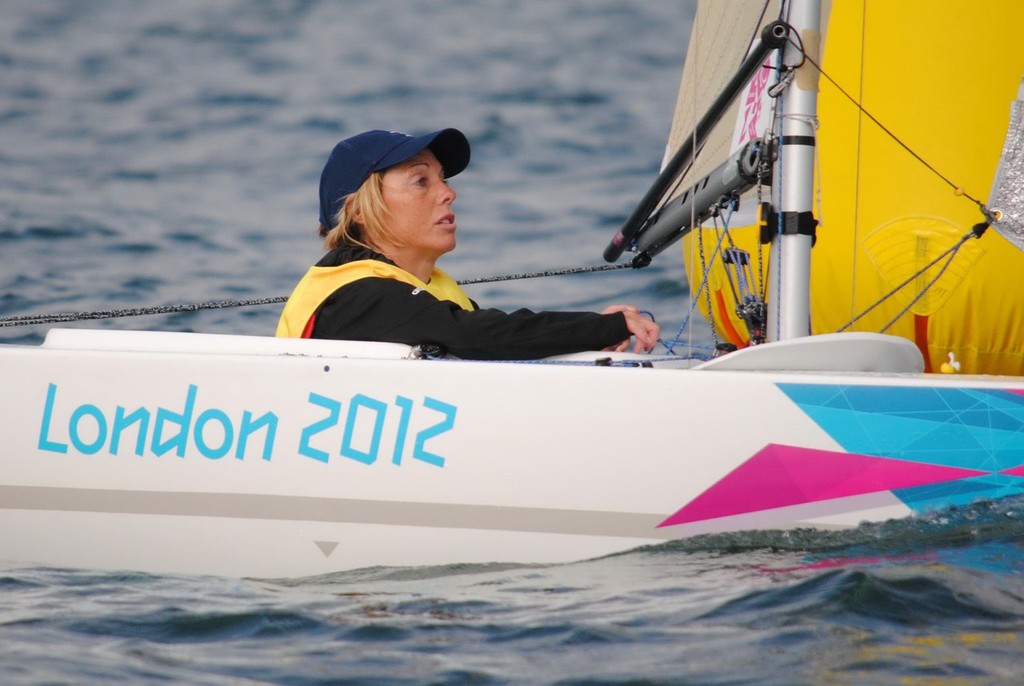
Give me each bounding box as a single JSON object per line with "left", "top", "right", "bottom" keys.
{"left": 779, "top": 28, "right": 997, "bottom": 333}
{"left": 836, "top": 225, "right": 984, "bottom": 333}
{"left": 0, "top": 261, "right": 635, "bottom": 328}
{"left": 787, "top": 34, "right": 988, "bottom": 212}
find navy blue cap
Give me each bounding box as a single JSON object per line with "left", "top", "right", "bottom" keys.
{"left": 318, "top": 128, "right": 471, "bottom": 228}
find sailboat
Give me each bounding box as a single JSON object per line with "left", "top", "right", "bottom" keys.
{"left": 655, "top": 0, "right": 1024, "bottom": 377}
{"left": 0, "top": 0, "right": 1022, "bottom": 578}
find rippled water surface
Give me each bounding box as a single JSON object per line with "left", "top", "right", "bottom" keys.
{"left": 3, "top": 1, "right": 1024, "bottom": 684}
{"left": 5, "top": 499, "right": 1024, "bottom": 685}
{"left": 1, "top": 0, "right": 700, "bottom": 344}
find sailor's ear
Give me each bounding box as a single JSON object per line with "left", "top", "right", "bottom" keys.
{"left": 345, "top": 196, "right": 363, "bottom": 225}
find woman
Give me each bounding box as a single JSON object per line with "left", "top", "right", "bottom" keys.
{"left": 277, "top": 128, "right": 660, "bottom": 360}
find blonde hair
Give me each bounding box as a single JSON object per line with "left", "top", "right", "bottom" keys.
{"left": 320, "top": 171, "right": 403, "bottom": 251}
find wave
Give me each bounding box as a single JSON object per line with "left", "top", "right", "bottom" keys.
{"left": 631, "top": 493, "right": 1024, "bottom": 562}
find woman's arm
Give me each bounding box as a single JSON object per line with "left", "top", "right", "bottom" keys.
{"left": 312, "top": 278, "right": 635, "bottom": 360}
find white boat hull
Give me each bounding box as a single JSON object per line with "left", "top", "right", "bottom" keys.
{"left": 1, "top": 329, "right": 1021, "bottom": 577}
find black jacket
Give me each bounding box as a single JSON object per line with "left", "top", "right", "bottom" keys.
{"left": 310, "top": 247, "right": 631, "bottom": 360}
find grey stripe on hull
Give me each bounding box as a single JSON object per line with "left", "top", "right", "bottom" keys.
{"left": 0, "top": 486, "right": 677, "bottom": 540}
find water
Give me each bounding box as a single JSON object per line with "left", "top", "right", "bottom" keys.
{"left": 2, "top": 1, "right": 1024, "bottom": 683}
{"left": 4, "top": 499, "right": 1024, "bottom": 684}
{"left": 0, "top": 0, "right": 701, "bottom": 345}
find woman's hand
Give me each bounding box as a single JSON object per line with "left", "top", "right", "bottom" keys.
{"left": 601, "top": 305, "right": 660, "bottom": 353}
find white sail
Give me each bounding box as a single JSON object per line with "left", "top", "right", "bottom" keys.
{"left": 665, "top": 1, "right": 778, "bottom": 181}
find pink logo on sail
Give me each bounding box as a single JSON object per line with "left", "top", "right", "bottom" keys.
{"left": 737, "top": 63, "right": 773, "bottom": 145}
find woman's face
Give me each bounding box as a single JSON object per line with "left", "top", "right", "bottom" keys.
{"left": 379, "top": 149, "right": 457, "bottom": 261}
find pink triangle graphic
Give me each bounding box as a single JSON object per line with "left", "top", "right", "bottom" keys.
{"left": 659, "top": 444, "right": 989, "bottom": 527}
{"left": 1000, "top": 465, "right": 1024, "bottom": 477}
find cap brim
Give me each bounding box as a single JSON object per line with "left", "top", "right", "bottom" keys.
{"left": 371, "top": 128, "right": 471, "bottom": 178}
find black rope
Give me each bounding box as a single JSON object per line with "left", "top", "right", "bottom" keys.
{"left": 457, "top": 261, "right": 632, "bottom": 285}
{"left": 0, "top": 261, "right": 636, "bottom": 328}
{"left": 0, "top": 297, "right": 288, "bottom": 328}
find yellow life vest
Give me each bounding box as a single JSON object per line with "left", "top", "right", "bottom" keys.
{"left": 276, "top": 259, "right": 475, "bottom": 338}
